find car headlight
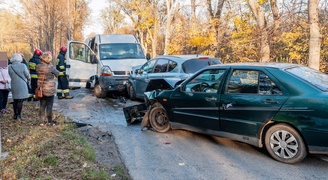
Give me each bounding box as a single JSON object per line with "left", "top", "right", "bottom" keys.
{"left": 101, "top": 66, "right": 113, "bottom": 76}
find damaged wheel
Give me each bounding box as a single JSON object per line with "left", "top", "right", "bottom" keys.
{"left": 149, "top": 107, "right": 170, "bottom": 133}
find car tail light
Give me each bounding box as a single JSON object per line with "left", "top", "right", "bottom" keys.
{"left": 198, "top": 57, "right": 209, "bottom": 60}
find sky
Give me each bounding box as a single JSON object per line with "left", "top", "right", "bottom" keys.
{"left": 83, "top": 0, "right": 107, "bottom": 38}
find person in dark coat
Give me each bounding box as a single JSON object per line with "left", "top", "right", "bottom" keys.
{"left": 0, "top": 66, "right": 11, "bottom": 115}
{"left": 36, "top": 51, "right": 59, "bottom": 125}
{"left": 28, "top": 48, "right": 42, "bottom": 101}
{"left": 8, "top": 53, "right": 30, "bottom": 119}
{"left": 56, "top": 46, "right": 73, "bottom": 99}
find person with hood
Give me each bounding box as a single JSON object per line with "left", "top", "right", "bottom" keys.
{"left": 8, "top": 53, "right": 30, "bottom": 119}
{"left": 28, "top": 48, "right": 42, "bottom": 101}
{"left": 56, "top": 46, "right": 73, "bottom": 99}
{"left": 36, "top": 51, "right": 59, "bottom": 125}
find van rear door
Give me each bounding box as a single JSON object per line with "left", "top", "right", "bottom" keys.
{"left": 66, "top": 41, "right": 97, "bottom": 88}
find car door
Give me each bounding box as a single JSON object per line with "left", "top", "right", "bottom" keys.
{"left": 219, "top": 68, "right": 289, "bottom": 137}
{"left": 169, "top": 68, "right": 227, "bottom": 131}
{"left": 67, "top": 41, "right": 97, "bottom": 88}
{"left": 134, "top": 59, "right": 157, "bottom": 98}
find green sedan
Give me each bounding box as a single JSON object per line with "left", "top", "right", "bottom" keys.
{"left": 142, "top": 63, "right": 328, "bottom": 164}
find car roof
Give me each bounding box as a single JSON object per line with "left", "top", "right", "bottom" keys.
{"left": 154, "top": 55, "right": 220, "bottom": 62}
{"left": 210, "top": 62, "right": 303, "bottom": 70}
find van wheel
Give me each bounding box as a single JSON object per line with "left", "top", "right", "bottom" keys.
{"left": 94, "top": 83, "right": 107, "bottom": 98}
{"left": 128, "top": 83, "right": 136, "bottom": 100}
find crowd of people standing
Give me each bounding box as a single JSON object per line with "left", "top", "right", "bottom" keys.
{"left": 0, "top": 46, "right": 72, "bottom": 126}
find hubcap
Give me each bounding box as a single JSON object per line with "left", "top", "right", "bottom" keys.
{"left": 269, "top": 130, "right": 298, "bottom": 159}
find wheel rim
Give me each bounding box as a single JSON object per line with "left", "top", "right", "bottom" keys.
{"left": 269, "top": 130, "right": 298, "bottom": 159}
{"left": 154, "top": 109, "right": 168, "bottom": 126}
{"left": 150, "top": 107, "right": 170, "bottom": 132}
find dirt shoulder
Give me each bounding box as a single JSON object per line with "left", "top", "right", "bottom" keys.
{"left": 78, "top": 125, "right": 130, "bottom": 179}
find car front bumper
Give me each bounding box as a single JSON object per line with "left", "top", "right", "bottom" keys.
{"left": 99, "top": 76, "right": 129, "bottom": 92}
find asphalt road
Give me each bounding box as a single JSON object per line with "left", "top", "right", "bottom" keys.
{"left": 54, "top": 88, "right": 328, "bottom": 180}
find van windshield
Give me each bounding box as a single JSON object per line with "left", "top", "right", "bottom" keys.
{"left": 99, "top": 43, "right": 145, "bottom": 60}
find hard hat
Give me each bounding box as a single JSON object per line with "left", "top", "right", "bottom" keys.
{"left": 34, "top": 48, "right": 43, "bottom": 56}
{"left": 60, "top": 46, "right": 67, "bottom": 52}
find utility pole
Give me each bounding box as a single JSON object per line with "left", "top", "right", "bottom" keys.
{"left": 67, "top": 0, "right": 70, "bottom": 41}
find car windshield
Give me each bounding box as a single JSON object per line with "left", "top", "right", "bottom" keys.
{"left": 99, "top": 43, "right": 145, "bottom": 60}
{"left": 182, "top": 59, "right": 221, "bottom": 73}
{"left": 286, "top": 66, "right": 328, "bottom": 91}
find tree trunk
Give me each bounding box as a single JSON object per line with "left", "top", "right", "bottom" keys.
{"left": 164, "top": 0, "right": 179, "bottom": 55}
{"left": 248, "top": 0, "right": 270, "bottom": 62}
{"left": 308, "top": 0, "right": 321, "bottom": 70}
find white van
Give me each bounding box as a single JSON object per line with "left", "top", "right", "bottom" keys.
{"left": 66, "top": 34, "right": 149, "bottom": 98}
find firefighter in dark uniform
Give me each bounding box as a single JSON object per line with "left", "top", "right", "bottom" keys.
{"left": 56, "top": 46, "right": 73, "bottom": 99}
{"left": 28, "top": 48, "right": 42, "bottom": 101}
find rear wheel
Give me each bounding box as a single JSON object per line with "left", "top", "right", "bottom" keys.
{"left": 265, "top": 124, "right": 307, "bottom": 164}
{"left": 149, "top": 107, "right": 170, "bottom": 133}
{"left": 94, "top": 83, "right": 107, "bottom": 98}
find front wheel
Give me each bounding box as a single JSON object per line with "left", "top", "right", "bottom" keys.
{"left": 94, "top": 83, "right": 107, "bottom": 98}
{"left": 149, "top": 107, "right": 171, "bottom": 133}
{"left": 128, "top": 83, "right": 136, "bottom": 100}
{"left": 265, "top": 124, "right": 307, "bottom": 164}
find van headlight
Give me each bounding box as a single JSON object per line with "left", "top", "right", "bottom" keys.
{"left": 100, "top": 66, "right": 113, "bottom": 76}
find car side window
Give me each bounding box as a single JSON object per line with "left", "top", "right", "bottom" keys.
{"left": 168, "top": 60, "right": 178, "bottom": 72}
{"left": 185, "top": 69, "right": 226, "bottom": 93}
{"left": 141, "top": 60, "right": 156, "bottom": 73}
{"left": 154, "top": 59, "right": 169, "bottom": 73}
{"left": 259, "top": 72, "right": 283, "bottom": 95}
{"left": 226, "top": 70, "right": 282, "bottom": 95}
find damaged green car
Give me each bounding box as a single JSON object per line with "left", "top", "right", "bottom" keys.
{"left": 124, "top": 63, "right": 328, "bottom": 164}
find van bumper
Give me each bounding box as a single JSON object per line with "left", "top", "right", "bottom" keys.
{"left": 99, "top": 76, "right": 128, "bottom": 92}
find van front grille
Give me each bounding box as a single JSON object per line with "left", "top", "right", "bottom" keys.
{"left": 113, "top": 71, "right": 126, "bottom": 75}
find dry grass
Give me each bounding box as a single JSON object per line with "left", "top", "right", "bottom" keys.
{"left": 0, "top": 101, "right": 119, "bottom": 179}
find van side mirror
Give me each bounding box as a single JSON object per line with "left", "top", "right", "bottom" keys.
{"left": 90, "top": 54, "right": 98, "bottom": 64}
{"left": 146, "top": 53, "right": 151, "bottom": 61}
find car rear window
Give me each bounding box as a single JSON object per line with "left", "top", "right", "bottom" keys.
{"left": 286, "top": 66, "right": 328, "bottom": 91}
{"left": 182, "top": 59, "right": 221, "bottom": 73}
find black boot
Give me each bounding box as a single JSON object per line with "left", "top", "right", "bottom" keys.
{"left": 64, "top": 93, "right": 73, "bottom": 99}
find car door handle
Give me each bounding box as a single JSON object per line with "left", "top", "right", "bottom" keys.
{"left": 205, "top": 97, "right": 217, "bottom": 101}
{"left": 262, "top": 99, "right": 278, "bottom": 104}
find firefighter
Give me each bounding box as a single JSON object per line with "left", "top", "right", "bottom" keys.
{"left": 56, "top": 46, "right": 73, "bottom": 99}
{"left": 28, "top": 48, "right": 42, "bottom": 101}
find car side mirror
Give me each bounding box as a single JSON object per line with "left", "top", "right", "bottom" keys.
{"left": 135, "top": 69, "right": 141, "bottom": 74}
{"left": 146, "top": 53, "right": 151, "bottom": 61}
{"left": 90, "top": 54, "right": 98, "bottom": 64}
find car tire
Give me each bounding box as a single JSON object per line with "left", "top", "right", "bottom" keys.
{"left": 94, "top": 83, "right": 107, "bottom": 98}
{"left": 128, "top": 83, "right": 136, "bottom": 100}
{"left": 86, "top": 81, "right": 91, "bottom": 89}
{"left": 149, "top": 107, "right": 171, "bottom": 133}
{"left": 265, "top": 123, "right": 307, "bottom": 164}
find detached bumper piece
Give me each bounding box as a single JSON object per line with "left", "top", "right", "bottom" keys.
{"left": 123, "top": 104, "right": 147, "bottom": 125}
